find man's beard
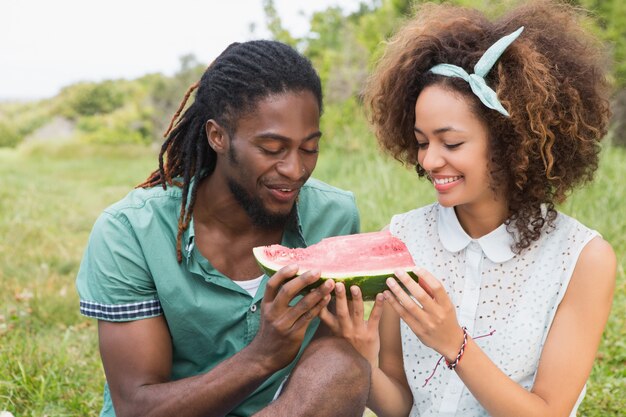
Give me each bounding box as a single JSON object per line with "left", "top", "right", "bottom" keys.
{"left": 227, "top": 177, "right": 294, "bottom": 229}
{"left": 225, "top": 142, "right": 295, "bottom": 229}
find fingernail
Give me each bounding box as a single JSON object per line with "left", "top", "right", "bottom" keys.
{"left": 386, "top": 278, "right": 397, "bottom": 287}
{"left": 350, "top": 286, "right": 359, "bottom": 295}
{"left": 383, "top": 291, "right": 390, "bottom": 300}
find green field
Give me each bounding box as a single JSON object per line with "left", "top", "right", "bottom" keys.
{"left": 0, "top": 138, "right": 624, "bottom": 416}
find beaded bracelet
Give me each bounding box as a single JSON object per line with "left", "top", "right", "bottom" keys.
{"left": 423, "top": 328, "right": 496, "bottom": 387}
{"left": 445, "top": 327, "right": 468, "bottom": 370}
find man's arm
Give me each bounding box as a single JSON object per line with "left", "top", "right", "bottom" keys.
{"left": 99, "top": 266, "right": 334, "bottom": 417}
{"left": 99, "top": 316, "right": 275, "bottom": 417}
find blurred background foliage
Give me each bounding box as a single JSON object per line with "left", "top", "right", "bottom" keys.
{"left": 0, "top": 0, "right": 624, "bottom": 148}
{"left": 0, "top": 1, "right": 624, "bottom": 415}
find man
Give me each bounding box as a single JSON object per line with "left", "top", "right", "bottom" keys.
{"left": 76, "top": 40, "right": 370, "bottom": 417}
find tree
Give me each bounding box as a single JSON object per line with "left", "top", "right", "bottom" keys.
{"left": 262, "top": 0, "right": 298, "bottom": 48}
{"left": 57, "top": 81, "right": 125, "bottom": 119}
{"left": 143, "top": 54, "right": 206, "bottom": 142}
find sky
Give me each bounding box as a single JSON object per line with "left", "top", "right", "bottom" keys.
{"left": 0, "top": 0, "right": 362, "bottom": 101}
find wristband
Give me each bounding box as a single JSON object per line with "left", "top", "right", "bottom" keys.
{"left": 423, "top": 328, "right": 495, "bottom": 387}
{"left": 445, "top": 327, "right": 468, "bottom": 370}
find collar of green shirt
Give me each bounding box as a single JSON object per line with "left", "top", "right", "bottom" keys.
{"left": 181, "top": 201, "right": 307, "bottom": 303}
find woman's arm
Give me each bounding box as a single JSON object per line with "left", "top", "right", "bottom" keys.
{"left": 319, "top": 284, "right": 413, "bottom": 417}
{"left": 368, "top": 302, "right": 413, "bottom": 417}
{"left": 459, "top": 236, "right": 616, "bottom": 417}
{"left": 386, "top": 236, "right": 616, "bottom": 417}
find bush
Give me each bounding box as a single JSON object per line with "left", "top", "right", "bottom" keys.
{"left": 57, "top": 81, "right": 126, "bottom": 119}
{"left": 0, "top": 121, "right": 22, "bottom": 147}
{"left": 76, "top": 103, "right": 154, "bottom": 145}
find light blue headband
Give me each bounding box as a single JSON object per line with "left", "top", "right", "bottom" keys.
{"left": 429, "top": 26, "right": 524, "bottom": 117}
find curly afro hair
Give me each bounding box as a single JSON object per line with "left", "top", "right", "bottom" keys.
{"left": 364, "top": 0, "right": 611, "bottom": 252}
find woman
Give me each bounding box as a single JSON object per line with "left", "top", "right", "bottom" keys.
{"left": 319, "top": 1, "right": 616, "bottom": 416}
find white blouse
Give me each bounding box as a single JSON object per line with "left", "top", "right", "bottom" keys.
{"left": 390, "top": 204, "right": 597, "bottom": 417}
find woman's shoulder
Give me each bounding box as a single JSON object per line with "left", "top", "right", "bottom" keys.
{"left": 390, "top": 203, "right": 439, "bottom": 226}
{"left": 552, "top": 210, "right": 593, "bottom": 230}
{"left": 547, "top": 212, "right": 615, "bottom": 302}
{"left": 557, "top": 235, "right": 616, "bottom": 336}
{"left": 576, "top": 236, "right": 616, "bottom": 280}
{"left": 575, "top": 235, "right": 617, "bottom": 287}
{"left": 389, "top": 203, "right": 440, "bottom": 243}
{"left": 541, "top": 211, "right": 599, "bottom": 247}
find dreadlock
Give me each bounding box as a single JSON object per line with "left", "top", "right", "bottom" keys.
{"left": 137, "top": 40, "right": 322, "bottom": 262}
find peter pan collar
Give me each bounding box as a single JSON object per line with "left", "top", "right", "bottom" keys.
{"left": 437, "top": 205, "right": 515, "bottom": 263}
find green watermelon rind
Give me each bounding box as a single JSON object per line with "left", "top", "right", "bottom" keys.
{"left": 253, "top": 247, "right": 418, "bottom": 301}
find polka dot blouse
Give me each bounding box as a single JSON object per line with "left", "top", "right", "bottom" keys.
{"left": 390, "top": 204, "right": 597, "bottom": 417}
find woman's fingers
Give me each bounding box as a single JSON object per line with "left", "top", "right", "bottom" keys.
{"left": 383, "top": 287, "right": 423, "bottom": 333}
{"left": 334, "top": 282, "right": 351, "bottom": 321}
{"left": 385, "top": 269, "right": 461, "bottom": 353}
{"left": 350, "top": 286, "right": 365, "bottom": 322}
{"left": 394, "top": 269, "right": 435, "bottom": 310}
{"left": 323, "top": 282, "right": 384, "bottom": 339}
{"left": 414, "top": 268, "right": 448, "bottom": 302}
{"left": 367, "top": 293, "right": 385, "bottom": 332}
{"left": 319, "top": 305, "right": 339, "bottom": 333}
{"left": 385, "top": 276, "right": 428, "bottom": 322}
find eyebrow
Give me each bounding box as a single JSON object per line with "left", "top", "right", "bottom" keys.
{"left": 413, "top": 126, "right": 464, "bottom": 136}
{"left": 254, "top": 131, "right": 323, "bottom": 142}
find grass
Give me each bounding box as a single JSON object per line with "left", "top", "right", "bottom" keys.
{"left": 0, "top": 138, "right": 624, "bottom": 416}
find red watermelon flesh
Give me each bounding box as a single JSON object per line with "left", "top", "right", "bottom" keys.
{"left": 253, "top": 230, "right": 417, "bottom": 299}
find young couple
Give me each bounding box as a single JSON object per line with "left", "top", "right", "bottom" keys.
{"left": 76, "top": 1, "right": 615, "bottom": 416}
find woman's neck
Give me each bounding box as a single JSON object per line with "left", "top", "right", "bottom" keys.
{"left": 454, "top": 199, "right": 508, "bottom": 239}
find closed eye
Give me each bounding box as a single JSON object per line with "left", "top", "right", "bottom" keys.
{"left": 445, "top": 142, "right": 463, "bottom": 149}
{"left": 416, "top": 142, "right": 429, "bottom": 150}
{"left": 259, "top": 147, "right": 283, "bottom": 155}
{"left": 301, "top": 147, "right": 319, "bottom": 155}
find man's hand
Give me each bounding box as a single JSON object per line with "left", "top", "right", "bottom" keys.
{"left": 98, "top": 265, "right": 335, "bottom": 417}
{"left": 249, "top": 264, "right": 335, "bottom": 371}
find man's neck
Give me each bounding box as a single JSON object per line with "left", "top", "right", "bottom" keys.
{"left": 190, "top": 175, "right": 287, "bottom": 280}
{"left": 192, "top": 174, "right": 269, "bottom": 232}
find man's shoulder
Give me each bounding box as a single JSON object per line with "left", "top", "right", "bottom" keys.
{"left": 103, "top": 185, "right": 183, "bottom": 220}
{"left": 298, "top": 178, "right": 357, "bottom": 215}
{"left": 300, "top": 177, "right": 355, "bottom": 203}
{"left": 297, "top": 178, "right": 360, "bottom": 242}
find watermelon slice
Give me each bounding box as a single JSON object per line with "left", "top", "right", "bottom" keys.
{"left": 253, "top": 230, "right": 417, "bottom": 300}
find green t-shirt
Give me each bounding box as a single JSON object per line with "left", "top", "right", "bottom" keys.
{"left": 76, "top": 177, "right": 360, "bottom": 417}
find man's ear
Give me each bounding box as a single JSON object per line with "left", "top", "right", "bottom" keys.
{"left": 205, "top": 120, "right": 228, "bottom": 153}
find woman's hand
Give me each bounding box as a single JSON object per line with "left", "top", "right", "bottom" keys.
{"left": 384, "top": 268, "right": 464, "bottom": 362}
{"left": 319, "top": 282, "right": 384, "bottom": 366}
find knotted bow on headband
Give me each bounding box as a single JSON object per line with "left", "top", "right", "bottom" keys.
{"left": 429, "top": 26, "right": 524, "bottom": 117}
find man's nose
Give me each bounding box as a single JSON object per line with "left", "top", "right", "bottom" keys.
{"left": 276, "top": 151, "right": 306, "bottom": 180}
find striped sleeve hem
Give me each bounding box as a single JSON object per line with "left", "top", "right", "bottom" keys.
{"left": 80, "top": 299, "right": 163, "bottom": 321}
